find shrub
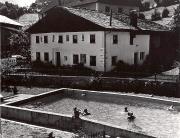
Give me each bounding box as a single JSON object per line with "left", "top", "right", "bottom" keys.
{"left": 31, "top": 60, "right": 55, "bottom": 69}
{"left": 113, "top": 60, "right": 134, "bottom": 72}
{"left": 151, "top": 9, "right": 162, "bottom": 21}
{"left": 144, "top": 2, "right": 150, "bottom": 11}
{"left": 139, "top": 13, "right": 145, "bottom": 20}
{"left": 162, "top": 7, "right": 169, "bottom": 18}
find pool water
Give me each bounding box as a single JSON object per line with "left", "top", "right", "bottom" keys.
{"left": 21, "top": 98, "right": 180, "bottom": 138}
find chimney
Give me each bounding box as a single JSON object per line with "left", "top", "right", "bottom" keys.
{"left": 58, "top": 0, "right": 61, "bottom": 5}
{"left": 109, "top": 9, "right": 113, "bottom": 26}
{"left": 130, "top": 10, "right": 138, "bottom": 27}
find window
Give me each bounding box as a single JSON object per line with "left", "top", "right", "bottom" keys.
{"left": 134, "top": 52, "right": 138, "bottom": 65}
{"left": 52, "top": 35, "right": 55, "bottom": 42}
{"left": 66, "top": 35, "right": 69, "bottom": 41}
{"left": 140, "top": 52, "right": 145, "bottom": 60}
{"left": 64, "top": 56, "right": 67, "bottom": 61}
{"left": 44, "top": 52, "right": 49, "bottom": 62}
{"left": 58, "top": 35, "right": 63, "bottom": 43}
{"left": 113, "top": 35, "right": 118, "bottom": 44}
{"left": 90, "top": 56, "right": 96, "bottom": 66}
{"left": 105, "top": 6, "right": 110, "bottom": 13}
{"left": 90, "top": 34, "right": 96, "bottom": 43}
{"left": 73, "top": 35, "right": 78, "bottom": 43}
{"left": 73, "top": 54, "right": 79, "bottom": 64}
{"left": 44, "top": 36, "right": 48, "bottom": 43}
{"left": 80, "top": 54, "right": 86, "bottom": 64}
{"left": 36, "top": 36, "right": 40, "bottom": 43}
{"left": 82, "top": 34, "right": 84, "bottom": 41}
{"left": 36, "top": 52, "right": 40, "bottom": 61}
{"left": 130, "top": 33, "right": 136, "bottom": 45}
{"left": 118, "top": 8, "right": 123, "bottom": 13}
{"left": 112, "top": 56, "right": 117, "bottom": 66}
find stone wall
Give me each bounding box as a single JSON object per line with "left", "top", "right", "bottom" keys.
{"left": 1, "top": 104, "right": 155, "bottom": 138}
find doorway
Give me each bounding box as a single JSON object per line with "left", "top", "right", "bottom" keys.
{"left": 134, "top": 52, "right": 138, "bottom": 65}
{"left": 56, "top": 52, "right": 61, "bottom": 66}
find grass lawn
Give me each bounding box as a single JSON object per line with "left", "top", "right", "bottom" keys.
{"left": 1, "top": 119, "right": 75, "bottom": 138}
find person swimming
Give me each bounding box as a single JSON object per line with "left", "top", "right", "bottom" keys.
{"left": 167, "top": 105, "right": 176, "bottom": 111}
{"left": 82, "top": 109, "right": 91, "bottom": 116}
{"left": 124, "top": 107, "right": 128, "bottom": 112}
{"left": 127, "top": 112, "right": 136, "bottom": 121}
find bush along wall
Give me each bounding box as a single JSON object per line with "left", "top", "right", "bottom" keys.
{"left": 4, "top": 74, "right": 179, "bottom": 98}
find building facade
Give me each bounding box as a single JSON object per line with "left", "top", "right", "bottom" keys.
{"left": 28, "top": 6, "right": 170, "bottom": 72}
{"left": 31, "top": 31, "right": 149, "bottom": 71}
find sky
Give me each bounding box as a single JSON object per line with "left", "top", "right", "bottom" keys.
{"left": 0, "top": 0, "right": 36, "bottom": 7}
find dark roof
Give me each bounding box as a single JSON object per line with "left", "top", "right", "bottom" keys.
{"left": 27, "top": 6, "right": 170, "bottom": 34}
{"left": 65, "top": 0, "right": 141, "bottom": 7}
{"left": 27, "top": 6, "right": 136, "bottom": 33}
{"left": 112, "top": 13, "right": 171, "bottom": 32}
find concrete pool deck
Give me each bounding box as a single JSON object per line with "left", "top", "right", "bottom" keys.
{"left": 1, "top": 88, "right": 180, "bottom": 138}
{"left": 1, "top": 94, "right": 34, "bottom": 104}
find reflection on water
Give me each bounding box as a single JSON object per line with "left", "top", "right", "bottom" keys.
{"left": 21, "top": 98, "right": 180, "bottom": 138}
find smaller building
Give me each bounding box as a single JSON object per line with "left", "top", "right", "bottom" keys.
{"left": 0, "top": 15, "right": 23, "bottom": 58}
{"left": 64, "top": 0, "right": 141, "bottom": 15}
{"left": 39, "top": 0, "right": 141, "bottom": 18}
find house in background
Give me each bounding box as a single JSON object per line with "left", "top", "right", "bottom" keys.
{"left": 0, "top": 15, "right": 23, "bottom": 58}
{"left": 27, "top": 6, "right": 171, "bottom": 72}
{"left": 64, "top": 0, "right": 141, "bottom": 15}
{"left": 39, "top": 0, "right": 141, "bottom": 18}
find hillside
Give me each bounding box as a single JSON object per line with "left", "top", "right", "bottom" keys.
{"left": 142, "top": 4, "right": 178, "bottom": 19}
{"left": 0, "top": 1, "right": 28, "bottom": 19}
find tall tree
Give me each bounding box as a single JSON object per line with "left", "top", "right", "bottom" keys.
{"left": 9, "top": 30, "right": 31, "bottom": 61}
{"left": 174, "top": 3, "right": 180, "bottom": 62}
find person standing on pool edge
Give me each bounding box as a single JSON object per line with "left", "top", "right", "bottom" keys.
{"left": 73, "top": 107, "right": 81, "bottom": 119}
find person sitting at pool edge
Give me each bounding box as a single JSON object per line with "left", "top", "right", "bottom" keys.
{"left": 82, "top": 109, "right": 91, "bottom": 116}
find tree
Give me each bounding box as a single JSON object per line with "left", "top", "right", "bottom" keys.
{"left": 151, "top": 9, "right": 162, "bottom": 21}
{"left": 174, "top": 4, "right": 180, "bottom": 26}
{"left": 0, "top": 1, "right": 29, "bottom": 19}
{"left": 0, "top": 5, "right": 8, "bottom": 16}
{"left": 162, "top": 7, "right": 169, "bottom": 18}
{"left": 139, "top": 13, "right": 145, "bottom": 20}
{"left": 144, "top": 2, "right": 150, "bottom": 11}
{"left": 9, "top": 30, "right": 31, "bottom": 62}
{"left": 154, "top": 0, "right": 161, "bottom": 7}
{"left": 174, "top": 4, "right": 180, "bottom": 62}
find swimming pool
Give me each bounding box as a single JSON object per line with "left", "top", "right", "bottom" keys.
{"left": 19, "top": 90, "right": 180, "bottom": 138}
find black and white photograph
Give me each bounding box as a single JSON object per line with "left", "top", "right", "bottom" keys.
{"left": 0, "top": 0, "right": 180, "bottom": 137}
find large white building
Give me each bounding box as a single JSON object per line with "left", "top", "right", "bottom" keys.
{"left": 27, "top": 6, "right": 170, "bottom": 72}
